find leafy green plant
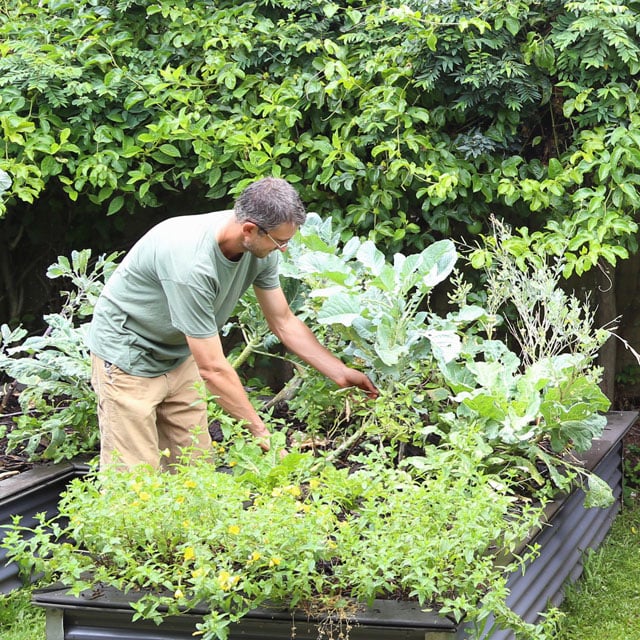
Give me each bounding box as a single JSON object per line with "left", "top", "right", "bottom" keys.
{"left": 275, "top": 214, "right": 452, "bottom": 454}
{"left": 281, "top": 213, "right": 457, "bottom": 383}
{"left": 279, "top": 217, "right": 614, "bottom": 506}
{"left": 0, "top": 250, "right": 119, "bottom": 461}
{"left": 448, "top": 220, "right": 612, "bottom": 458}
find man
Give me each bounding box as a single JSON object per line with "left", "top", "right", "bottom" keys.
{"left": 88, "top": 177, "right": 378, "bottom": 470}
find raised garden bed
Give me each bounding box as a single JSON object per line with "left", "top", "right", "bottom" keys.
{"left": 30, "top": 411, "right": 638, "bottom": 640}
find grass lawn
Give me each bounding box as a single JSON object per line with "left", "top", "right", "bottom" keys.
{"left": 556, "top": 498, "right": 640, "bottom": 639}
{"left": 1, "top": 501, "right": 639, "bottom": 640}
{"left": 0, "top": 587, "right": 45, "bottom": 640}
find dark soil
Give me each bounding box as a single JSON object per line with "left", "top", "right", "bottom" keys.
{"left": 0, "top": 383, "right": 37, "bottom": 478}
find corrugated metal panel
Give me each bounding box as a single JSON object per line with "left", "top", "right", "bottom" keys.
{"left": 35, "top": 586, "right": 460, "bottom": 640}
{"left": 0, "top": 462, "right": 88, "bottom": 594}
{"left": 57, "top": 612, "right": 457, "bottom": 640}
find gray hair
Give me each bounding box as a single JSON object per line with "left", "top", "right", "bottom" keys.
{"left": 234, "top": 177, "right": 307, "bottom": 230}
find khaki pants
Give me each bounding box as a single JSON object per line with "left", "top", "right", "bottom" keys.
{"left": 90, "top": 353, "right": 211, "bottom": 471}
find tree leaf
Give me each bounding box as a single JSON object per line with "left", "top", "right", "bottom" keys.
{"left": 158, "top": 144, "right": 181, "bottom": 158}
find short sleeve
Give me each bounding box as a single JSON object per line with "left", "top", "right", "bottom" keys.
{"left": 161, "top": 280, "right": 220, "bottom": 339}
{"left": 253, "top": 253, "right": 281, "bottom": 289}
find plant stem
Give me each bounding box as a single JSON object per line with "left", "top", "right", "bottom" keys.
{"left": 263, "top": 370, "right": 304, "bottom": 410}
{"left": 312, "top": 421, "right": 369, "bottom": 471}
{"left": 230, "top": 333, "right": 263, "bottom": 370}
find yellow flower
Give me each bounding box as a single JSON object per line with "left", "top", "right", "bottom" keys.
{"left": 268, "top": 557, "right": 282, "bottom": 567}
{"left": 227, "top": 524, "right": 240, "bottom": 535}
{"left": 247, "top": 551, "right": 262, "bottom": 564}
{"left": 309, "top": 478, "right": 320, "bottom": 491}
{"left": 217, "top": 570, "right": 240, "bottom": 591}
{"left": 229, "top": 460, "right": 237, "bottom": 467}
{"left": 183, "top": 547, "right": 195, "bottom": 562}
{"left": 295, "top": 501, "right": 311, "bottom": 513}
{"left": 285, "top": 485, "right": 301, "bottom": 497}
{"left": 174, "top": 588, "right": 184, "bottom": 599}
{"left": 183, "top": 479, "right": 197, "bottom": 489}
{"left": 138, "top": 491, "right": 151, "bottom": 501}
{"left": 191, "top": 567, "right": 205, "bottom": 579}
{"left": 176, "top": 495, "right": 185, "bottom": 504}
{"left": 160, "top": 448, "right": 171, "bottom": 457}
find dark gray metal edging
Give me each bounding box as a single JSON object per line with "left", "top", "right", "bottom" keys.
{"left": 0, "top": 461, "right": 89, "bottom": 594}
{"left": 35, "top": 586, "right": 463, "bottom": 640}
{"left": 43, "top": 608, "right": 460, "bottom": 640}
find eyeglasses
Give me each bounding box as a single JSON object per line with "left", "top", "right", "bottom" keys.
{"left": 249, "top": 221, "right": 290, "bottom": 251}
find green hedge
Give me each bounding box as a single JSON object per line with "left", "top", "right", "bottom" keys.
{"left": 1, "top": 0, "right": 639, "bottom": 267}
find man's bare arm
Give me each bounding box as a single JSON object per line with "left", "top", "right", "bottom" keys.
{"left": 186, "top": 334, "right": 272, "bottom": 449}
{"left": 254, "top": 286, "right": 378, "bottom": 397}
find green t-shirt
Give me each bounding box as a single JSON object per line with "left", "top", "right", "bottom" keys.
{"left": 87, "top": 211, "right": 280, "bottom": 376}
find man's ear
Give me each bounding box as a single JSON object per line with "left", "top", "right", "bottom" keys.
{"left": 242, "top": 221, "right": 259, "bottom": 234}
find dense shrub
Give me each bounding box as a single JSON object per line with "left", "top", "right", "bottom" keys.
{"left": 0, "top": 0, "right": 638, "bottom": 267}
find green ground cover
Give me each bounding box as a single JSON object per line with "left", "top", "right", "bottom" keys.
{"left": 0, "top": 587, "right": 45, "bottom": 640}
{"left": 2, "top": 500, "right": 639, "bottom": 640}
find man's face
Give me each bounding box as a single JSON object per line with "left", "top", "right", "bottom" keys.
{"left": 245, "top": 221, "right": 297, "bottom": 258}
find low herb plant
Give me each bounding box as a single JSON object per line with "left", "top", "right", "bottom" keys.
{"left": 2, "top": 430, "right": 559, "bottom": 640}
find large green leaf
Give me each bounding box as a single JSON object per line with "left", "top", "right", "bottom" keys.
{"left": 317, "top": 292, "right": 362, "bottom": 327}
{"left": 550, "top": 413, "right": 607, "bottom": 453}
{"left": 420, "top": 240, "right": 458, "bottom": 288}
{"left": 425, "top": 329, "right": 461, "bottom": 363}
{"left": 295, "top": 252, "right": 352, "bottom": 284}
{"left": 583, "top": 472, "right": 615, "bottom": 509}
{"left": 356, "top": 240, "right": 386, "bottom": 276}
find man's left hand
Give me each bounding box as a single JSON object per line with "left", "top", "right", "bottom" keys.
{"left": 339, "top": 367, "right": 379, "bottom": 399}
